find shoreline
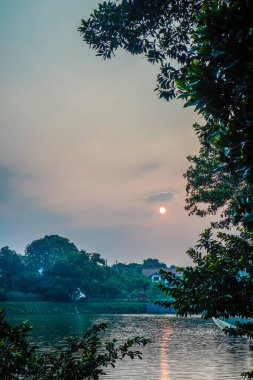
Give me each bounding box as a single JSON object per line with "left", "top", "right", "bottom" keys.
{"left": 0, "top": 301, "right": 148, "bottom": 316}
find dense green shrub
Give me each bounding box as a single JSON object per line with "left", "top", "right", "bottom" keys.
{"left": 0, "top": 309, "right": 149, "bottom": 379}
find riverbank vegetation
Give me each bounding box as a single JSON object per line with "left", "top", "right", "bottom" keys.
{"left": 0, "top": 235, "right": 170, "bottom": 304}
{"left": 0, "top": 309, "right": 149, "bottom": 380}
{"left": 0, "top": 301, "right": 147, "bottom": 316}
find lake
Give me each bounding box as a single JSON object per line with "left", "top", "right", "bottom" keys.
{"left": 7, "top": 314, "right": 253, "bottom": 379}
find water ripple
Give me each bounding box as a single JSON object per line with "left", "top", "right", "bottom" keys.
{"left": 8, "top": 314, "right": 253, "bottom": 379}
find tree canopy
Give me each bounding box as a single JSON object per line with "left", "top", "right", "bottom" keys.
{"left": 79, "top": 0, "right": 253, "bottom": 228}
{"left": 25, "top": 235, "right": 79, "bottom": 272}
{"left": 0, "top": 247, "right": 25, "bottom": 293}
{"left": 142, "top": 258, "right": 167, "bottom": 269}
{"left": 79, "top": 1, "right": 253, "bottom": 377}
{"left": 0, "top": 235, "right": 169, "bottom": 303}
{"left": 79, "top": 0, "right": 202, "bottom": 98}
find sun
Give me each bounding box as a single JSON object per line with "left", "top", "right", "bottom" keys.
{"left": 159, "top": 207, "right": 166, "bottom": 214}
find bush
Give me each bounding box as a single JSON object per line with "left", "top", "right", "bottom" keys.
{"left": 0, "top": 288, "right": 8, "bottom": 301}
{"left": 0, "top": 308, "right": 150, "bottom": 379}
{"left": 6, "top": 292, "right": 42, "bottom": 302}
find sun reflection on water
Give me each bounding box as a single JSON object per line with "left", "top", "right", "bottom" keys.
{"left": 158, "top": 319, "right": 171, "bottom": 380}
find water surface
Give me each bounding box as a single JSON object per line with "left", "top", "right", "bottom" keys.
{"left": 8, "top": 314, "right": 253, "bottom": 379}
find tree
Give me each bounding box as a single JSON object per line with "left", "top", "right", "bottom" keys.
{"left": 79, "top": 1, "right": 253, "bottom": 377}
{"left": 176, "top": 0, "right": 253, "bottom": 228}
{"left": 0, "top": 235, "right": 163, "bottom": 302}
{"left": 41, "top": 248, "right": 106, "bottom": 302}
{"left": 0, "top": 308, "right": 149, "bottom": 380}
{"left": 112, "top": 262, "right": 142, "bottom": 275}
{"left": 159, "top": 229, "right": 253, "bottom": 319}
{"left": 25, "top": 235, "right": 79, "bottom": 272}
{"left": 79, "top": 0, "right": 253, "bottom": 227}
{"left": 79, "top": 0, "right": 202, "bottom": 97}
{"left": 0, "top": 247, "right": 26, "bottom": 293}
{"left": 183, "top": 123, "right": 252, "bottom": 229}
{"left": 89, "top": 252, "right": 105, "bottom": 266}
{"left": 158, "top": 229, "right": 253, "bottom": 379}
{"left": 142, "top": 258, "right": 167, "bottom": 269}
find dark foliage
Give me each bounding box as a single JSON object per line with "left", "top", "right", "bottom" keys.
{"left": 158, "top": 229, "right": 253, "bottom": 378}
{"left": 79, "top": 1, "right": 253, "bottom": 377}
{"left": 184, "top": 122, "right": 253, "bottom": 229}
{"left": 0, "top": 309, "right": 149, "bottom": 380}
{"left": 0, "top": 235, "right": 165, "bottom": 302}
{"left": 79, "top": 0, "right": 253, "bottom": 228}
{"left": 158, "top": 229, "right": 253, "bottom": 319}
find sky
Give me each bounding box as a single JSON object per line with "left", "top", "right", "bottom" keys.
{"left": 0, "top": 0, "right": 212, "bottom": 266}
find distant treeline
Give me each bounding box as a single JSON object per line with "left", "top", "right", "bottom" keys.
{"left": 0, "top": 235, "right": 173, "bottom": 303}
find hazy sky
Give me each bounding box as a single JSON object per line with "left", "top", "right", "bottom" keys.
{"left": 0, "top": 0, "right": 211, "bottom": 266}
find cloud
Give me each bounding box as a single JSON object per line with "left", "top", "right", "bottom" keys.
{"left": 145, "top": 191, "right": 177, "bottom": 203}
{"left": 138, "top": 161, "right": 161, "bottom": 173}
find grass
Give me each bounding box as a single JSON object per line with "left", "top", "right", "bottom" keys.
{"left": 0, "top": 301, "right": 147, "bottom": 316}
